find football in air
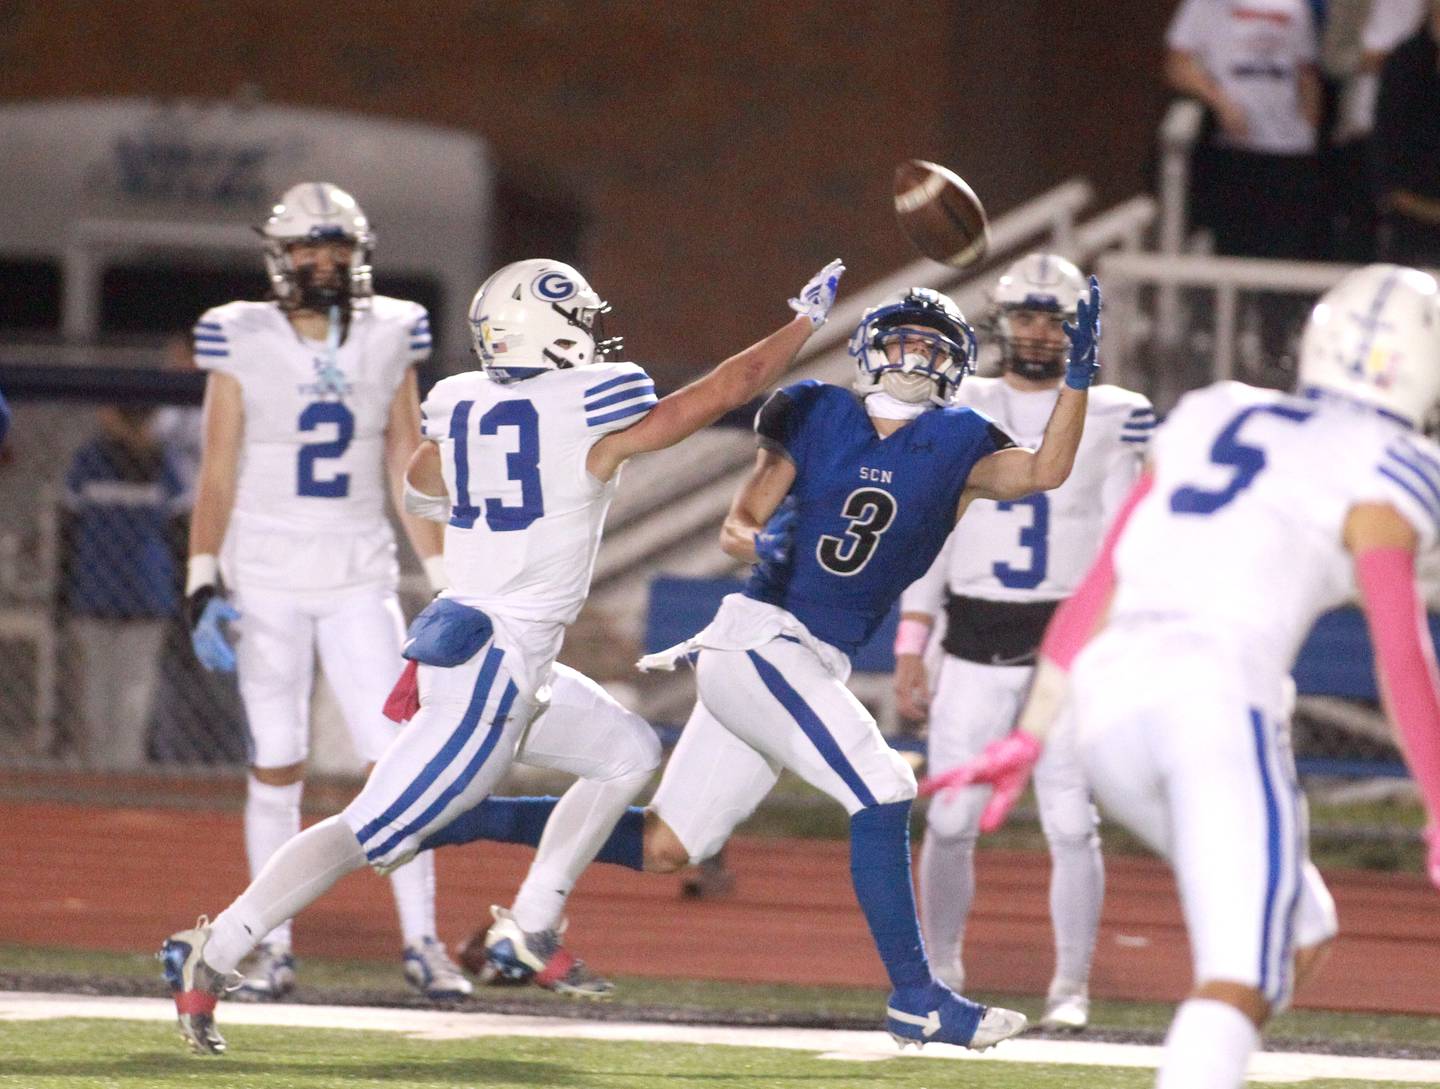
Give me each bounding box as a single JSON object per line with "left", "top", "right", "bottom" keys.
{"left": 893, "top": 159, "right": 990, "bottom": 268}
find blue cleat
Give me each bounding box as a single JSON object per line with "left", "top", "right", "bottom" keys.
{"left": 886, "top": 980, "right": 1027, "bottom": 1051}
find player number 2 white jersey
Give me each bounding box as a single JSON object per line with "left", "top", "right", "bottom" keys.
{"left": 901, "top": 379, "right": 1154, "bottom": 610}
{"left": 1112, "top": 380, "right": 1440, "bottom": 683}
{"left": 421, "top": 361, "right": 657, "bottom": 627}
{"left": 194, "top": 296, "right": 430, "bottom": 534}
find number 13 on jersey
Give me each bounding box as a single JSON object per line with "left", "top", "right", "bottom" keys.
{"left": 447, "top": 398, "right": 546, "bottom": 532}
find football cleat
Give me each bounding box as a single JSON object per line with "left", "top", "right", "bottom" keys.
{"left": 230, "top": 942, "right": 296, "bottom": 1002}
{"left": 886, "top": 980, "right": 1027, "bottom": 1051}
{"left": 1040, "top": 991, "right": 1090, "bottom": 1031}
{"left": 402, "top": 937, "right": 474, "bottom": 1002}
{"left": 480, "top": 905, "right": 615, "bottom": 999}
{"left": 158, "top": 918, "right": 238, "bottom": 1056}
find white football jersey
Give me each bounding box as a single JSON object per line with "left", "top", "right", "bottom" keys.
{"left": 195, "top": 296, "right": 430, "bottom": 534}
{"left": 901, "top": 379, "right": 1154, "bottom": 611}
{"left": 421, "top": 361, "right": 657, "bottom": 627}
{"left": 1112, "top": 380, "right": 1440, "bottom": 683}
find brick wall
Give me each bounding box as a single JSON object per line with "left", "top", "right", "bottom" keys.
{"left": 1, "top": 0, "right": 1174, "bottom": 383}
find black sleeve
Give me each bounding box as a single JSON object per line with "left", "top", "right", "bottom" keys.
{"left": 754, "top": 388, "right": 797, "bottom": 456}
{"left": 985, "top": 421, "right": 1017, "bottom": 454}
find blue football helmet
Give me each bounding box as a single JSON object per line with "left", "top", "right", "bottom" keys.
{"left": 849, "top": 287, "right": 977, "bottom": 405}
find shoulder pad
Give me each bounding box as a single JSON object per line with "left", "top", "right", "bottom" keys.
{"left": 581, "top": 362, "right": 656, "bottom": 431}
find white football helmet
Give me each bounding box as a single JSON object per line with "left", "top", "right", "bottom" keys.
{"left": 467, "top": 258, "right": 621, "bottom": 380}
{"left": 849, "top": 287, "right": 977, "bottom": 405}
{"left": 1298, "top": 264, "right": 1440, "bottom": 428}
{"left": 989, "top": 252, "right": 1086, "bottom": 381}
{"left": 259, "top": 182, "right": 375, "bottom": 311}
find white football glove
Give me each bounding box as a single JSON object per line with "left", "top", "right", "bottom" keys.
{"left": 788, "top": 258, "right": 846, "bottom": 328}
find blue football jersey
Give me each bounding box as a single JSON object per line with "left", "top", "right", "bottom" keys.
{"left": 744, "top": 381, "right": 1013, "bottom": 654}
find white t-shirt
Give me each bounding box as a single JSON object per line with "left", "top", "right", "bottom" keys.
{"left": 1168, "top": 0, "right": 1320, "bottom": 154}
{"left": 1112, "top": 380, "right": 1440, "bottom": 688}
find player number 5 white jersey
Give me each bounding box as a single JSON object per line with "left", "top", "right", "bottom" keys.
{"left": 421, "top": 361, "right": 657, "bottom": 626}
{"left": 1113, "top": 380, "right": 1440, "bottom": 682}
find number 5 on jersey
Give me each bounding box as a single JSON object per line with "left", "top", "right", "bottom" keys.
{"left": 448, "top": 398, "right": 545, "bottom": 531}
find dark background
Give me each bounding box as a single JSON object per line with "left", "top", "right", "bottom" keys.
{"left": 0, "top": 0, "right": 1176, "bottom": 383}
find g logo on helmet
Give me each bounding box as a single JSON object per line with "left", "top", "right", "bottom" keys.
{"left": 533, "top": 272, "right": 577, "bottom": 302}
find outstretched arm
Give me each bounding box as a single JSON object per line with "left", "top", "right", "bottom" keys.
{"left": 586, "top": 260, "right": 843, "bottom": 482}
{"left": 1346, "top": 502, "right": 1440, "bottom": 890}
{"left": 960, "top": 276, "right": 1101, "bottom": 503}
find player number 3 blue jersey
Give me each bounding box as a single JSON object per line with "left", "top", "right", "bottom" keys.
{"left": 744, "top": 381, "right": 1014, "bottom": 655}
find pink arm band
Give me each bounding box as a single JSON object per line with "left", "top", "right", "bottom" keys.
{"left": 1040, "top": 471, "right": 1155, "bottom": 671}
{"left": 894, "top": 618, "right": 931, "bottom": 657}
{"left": 1355, "top": 546, "right": 1440, "bottom": 822}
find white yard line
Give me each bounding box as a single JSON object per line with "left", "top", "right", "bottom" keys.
{"left": 1, "top": 992, "right": 1438, "bottom": 1085}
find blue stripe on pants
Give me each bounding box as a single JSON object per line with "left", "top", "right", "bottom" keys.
{"left": 356, "top": 645, "right": 503, "bottom": 851}
{"left": 1250, "top": 707, "right": 1282, "bottom": 1000}
{"left": 745, "top": 649, "right": 877, "bottom": 808}
{"left": 366, "top": 677, "right": 520, "bottom": 863}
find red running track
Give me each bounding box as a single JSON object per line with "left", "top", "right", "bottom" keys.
{"left": 2, "top": 798, "right": 1437, "bottom": 1014}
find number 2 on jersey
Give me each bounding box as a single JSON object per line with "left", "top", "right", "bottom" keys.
{"left": 297, "top": 401, "right": 354, "bottom": 498}
{"left": 1170, "top": 403, "right": 1314, "bottom": 515}
{"left": 448, "top": 399, "right": 545, "bottom": 532}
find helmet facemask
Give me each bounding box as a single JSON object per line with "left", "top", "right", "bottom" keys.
{"left": 850, "top": 290, "right": 977, "bottom": 406}
{"left": 467, "top": 259, "right": 622, "bottom": 381}
{"left": 259, "top": 183, "right": 375, "bottom": 314}
{"left": 994, "top": 303, "right": 1072, "bottom": 382}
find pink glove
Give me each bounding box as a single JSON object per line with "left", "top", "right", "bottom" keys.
{"left": 1427, "top": 826, "right": 1440, "bottom": 892}
{"left": 919, "top": 730, "right": 1043, "bottom": 833}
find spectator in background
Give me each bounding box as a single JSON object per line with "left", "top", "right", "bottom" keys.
{"left": 1166, "top": 0, "right": 1325, "bottom": 261}
{"left": 147, "top": 334, "right": 249, "bottom": 764}
{"left": 0, "top": 384, "right": 10, "bottom": 446}
{"left": 1318, "top": 0, "right": 1426, "bottom": 261}
{"left": 1375, "top": 0, "right": 1440, "bottom": 267}
{"left": 60, "top": 405, "right": 186, "bottom": 769}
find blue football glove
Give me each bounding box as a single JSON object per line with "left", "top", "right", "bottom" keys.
{"left": 754, "top": 499, "right": 798, "bottom": 567}
{"left": 1062, "top": 275, "right": 1101, "bottom": 390}
{"left": 188, "top": 587, "right": 241, "bottom": 673}
{"left": 788, "top": 259, "right": 846, "bottom": 328}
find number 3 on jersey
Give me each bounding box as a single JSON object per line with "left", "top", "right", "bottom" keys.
{"left": 817, "top": 488, "right": 897, "bottom": 575}
{"left": 448, "top": 398, "right": 545, "bottom": 532}
{"left": 994, "top": 493, "right": 1049, "bottom": 589}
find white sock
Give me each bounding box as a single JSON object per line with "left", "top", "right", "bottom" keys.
{"left": 511, "top": 770, "right": 650, "bottom": 934}
{"left": 387, "top": 850, "right": 437, "bottom": 948}
{"left": 917, "top": 831, "right": 976, "bottom": 985}
{"left": 207, "top": 816, "right": 366, "bottom": 975}
{"left": 1156, "top": 998, "right": 1261, "bottom": 1089}
{"left": 244, "top": 777, "right": 303, "bottom": 950}
{"left": 1047, "top": 830, "right": 1104, "bottom": 993}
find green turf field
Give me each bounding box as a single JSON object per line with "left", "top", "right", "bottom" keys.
{"left": 0, "top": 1019, "right": 1430, "bottom": 1089}
{"left": 5, "top": 942, "right": 1440, "bottom": 1056}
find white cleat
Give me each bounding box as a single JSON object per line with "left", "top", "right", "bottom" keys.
{"left": 158, "top": 918, "right": 238, "bottom": 1056}
{"left": 403, "top": 936, "right": 474, "bottom": 1002}
{"left": 1040, "top": 992, "right": 1090, "bottom": 1031}
{"left": 969, "top": 1005, "right": 1029, "bottom": 1050}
